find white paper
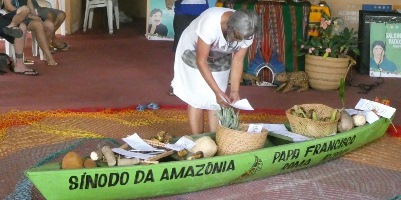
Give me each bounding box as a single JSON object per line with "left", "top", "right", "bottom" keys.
{"left": 230, "top": 99, "right": 254, "bottom": 110}
{"left": 219, "top": 95, "right": 254, "bottom": 111}
{"left": 112, "top": 148, "right": 155, "bottom": 160}
{"left": 165, "top": 136, "right": 196, "bottom": 151}
{"left": 247, "top": 124, "right": 263, "bottom": 133}
{"left": 122, "top": 133, "right": 157, "bottom": 151}
{"left": 262, "top": 124, "right": 311, "bottom": 142}
{"left": 355, "top": 98, "right": 396, "bottom": 119}
{"left": 345, "top": 109, "right": 359, "bottom": 116}
{"left": 364, "top": 110, "right": 380, "bottom": 124}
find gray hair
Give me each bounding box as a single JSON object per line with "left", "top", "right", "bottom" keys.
{"left": 227, "top": 10, "right": 260, "bottom": 39}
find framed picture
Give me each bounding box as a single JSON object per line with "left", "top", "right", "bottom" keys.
{"left": 357, "top": 10, "right": 401, "bottom": 77}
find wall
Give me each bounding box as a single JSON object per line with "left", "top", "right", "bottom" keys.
{"left": 66, "top": 0, "right": 83, "bottom": 34}
{"left": 325, "top": 0, "right": 401, "bottom": 30}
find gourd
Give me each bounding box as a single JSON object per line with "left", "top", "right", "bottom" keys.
{"left": 337, "top": 110, "right": 353, "bottom": 132}
{"left": 62, "top": 151, "right": 84, "bottom": 169}
{"left": 352, "top": 114, "right": 367, "bottom": 127}
{"left": 189, "top": 136, "right": 218, "bottom": 158}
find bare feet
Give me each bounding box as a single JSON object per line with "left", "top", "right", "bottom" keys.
{"left": 45, "top": 56, "right": 58, "bottom": 66}
{"left": 12, "top": 62, "right": 39, "bottom": 76}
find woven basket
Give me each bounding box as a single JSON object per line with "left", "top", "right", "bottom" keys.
{"left": 216, "top": 124, "right": 268, "bottom": 156}
{"left": 305, "top": 55, "right": 356, "bottom": 91}
{"left": 286, "top": 104, "right": 340, "bottom": 138}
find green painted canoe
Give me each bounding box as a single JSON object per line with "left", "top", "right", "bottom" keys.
{"left": 25, "top": 118, "right": 391, "bottom": 200}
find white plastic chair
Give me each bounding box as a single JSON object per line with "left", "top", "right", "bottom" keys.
{"left": 83, "top": 0, "right": 119, "bottom": 34}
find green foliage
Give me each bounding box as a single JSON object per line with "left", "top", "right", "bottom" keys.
{"left": 298, "top": 12, "right": 360, "bottom": 58}
{"left": 216, "top": 107, "right": 240, "bottom": 130}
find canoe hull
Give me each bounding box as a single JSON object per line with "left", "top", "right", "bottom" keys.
{"left": 25, "top": 118, "right": 390, "bottom": 200}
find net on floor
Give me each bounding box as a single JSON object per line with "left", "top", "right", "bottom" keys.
{"left": 0, "top": 108, "right": 400, "bottom": 200}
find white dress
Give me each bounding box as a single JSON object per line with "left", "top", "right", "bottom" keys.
{"left": 171, "top": 7, "right": 254, "bottom": 110}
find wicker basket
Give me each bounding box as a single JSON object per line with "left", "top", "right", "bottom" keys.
{"left": 216, "top": 124, "right": 268, "bottom": 156}
{"left": 305, "top": 55, "right": 356, "bottom": 91}
{"left": 286, "top": 104, "right": 340, "bottom": 138}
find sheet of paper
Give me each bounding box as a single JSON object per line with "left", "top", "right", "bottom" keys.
{"left": 262, "top": 124, "right": 312, "bottom": 142}
{"left": 247, "top": 124, "right": 263, "bottom": 133}
{"left": 364, "top": 110, "right": 380, "bottom": 124}
{"left": 122, "top": 133, "right": 157, "bottom": 151}
{"left": 355, "top": 98, "right": 396, "bottom": 119}
{"left": 112, "top": 148, "right": 155, "bottom": 160}
{"left": 165, "top": 136, "right": 196, "bottom": 151}
{"left": 230, "top": 99, "right": 254, "bottom": 110}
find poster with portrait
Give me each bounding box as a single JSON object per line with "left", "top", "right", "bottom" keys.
{"left": 146, "top": 0, "right": 217, "bottom": 41}
{"left": 370, "top": 22, "right": 401, "bottom": 77}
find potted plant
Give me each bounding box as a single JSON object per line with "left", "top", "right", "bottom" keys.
{"left": 298, "top": 12, "right": 359, "bottom": 91}
{"left": 215, "top": 107, "right": 268, "bottom": 155}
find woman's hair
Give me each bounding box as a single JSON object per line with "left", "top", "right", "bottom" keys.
{"left": 371, "top": 40, "right": 385, "bottom": 50}
{"left": 150, "top": 8, "right": 162, "bottom": 17}
{"left": 227, "top": 9, "right": 260, "bottom": 39}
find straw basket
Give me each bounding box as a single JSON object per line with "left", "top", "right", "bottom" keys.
{"left": 216, "top": 124, "right": 268, "bottom": 156}
{"left": 305, "top": 55, "right": 356, "bottom": 91}
{"left": 286, "top": 104, "right": 340, "bottom": 138}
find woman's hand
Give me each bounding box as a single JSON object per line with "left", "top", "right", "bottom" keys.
{"left": 230, "top": 91, "right": 240, "bottom": 103}
{"left": 216, "top": 91, "right": 231, "bottom": 107}
{"left": 28, "top": 14, "right": 41, "bottom": 21}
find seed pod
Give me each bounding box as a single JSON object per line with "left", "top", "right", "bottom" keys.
{"left": 118, "top": 158, "right": 140, "bottom": 166}
{"left": 101, "top": 146, "right": 116, "bottom": 166}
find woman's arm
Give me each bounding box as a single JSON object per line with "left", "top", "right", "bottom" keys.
{"left": 229, "top": 47, "right": 248, "bottom": 103}
{"left": 3, "top": 0, "right": 17, "bottom": 12}
{"left": 27, "top": 0, "right": 37, "bottom": 15}
{"left": 196, "top": 37, "right": 231, "bottom": 106}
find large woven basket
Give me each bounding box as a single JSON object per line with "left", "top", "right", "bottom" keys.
{"left": 286, "top": 104, "right": 339, "bottom": 138}
{"left": 216, "top": 124, "right": 268, "bottom": 156}
{"left": 305, "top": 55, "right": 356, "bottom": 91}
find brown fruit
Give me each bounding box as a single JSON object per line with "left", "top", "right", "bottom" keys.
{"left": 83, "top": 158, "right": 97, "bottom": 168}
{"left": 62, "top": 151, "right": 84, "bottom": 169}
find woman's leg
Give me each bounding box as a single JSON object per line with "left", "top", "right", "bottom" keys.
{"left": 48, "top": 10, "right": 67, "bottom": 48}
{"left": 208, "top": 110, "right": 219, "bottom": 133}
{"left": 12, "top": 23, "right": 38, "bottom": 75}
{"left": 8, "top": 6, "right": 30, "bottom": 28}
{"left": 188, "top": 105, "right": 205, "bottom": 134}
{"left": 42, "top": 19, "right": 55, "bottom": 45}
{"left": 27, "top": 20, "right": 57, "bottom": 65}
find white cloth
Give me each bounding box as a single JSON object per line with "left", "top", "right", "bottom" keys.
{"left": 171, "top": 7, "right": 253, "bottom": 110}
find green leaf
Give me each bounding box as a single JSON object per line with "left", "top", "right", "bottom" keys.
{"left": 339, "top": 78, "right": 345, "bottom": 108}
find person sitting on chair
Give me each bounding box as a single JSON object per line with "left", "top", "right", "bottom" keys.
{"left": 0, "top": 5, "right": 39, "bottom": 75}
{"left": 3, "top": 0, "right": 58, "bottom": 65}
{"left": 4, "top": 0, "right": 69, "bottom": 51}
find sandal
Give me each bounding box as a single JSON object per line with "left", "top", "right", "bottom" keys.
{"left": 24, "top": 59, "right": 35, "bottom": 65}
{"left": 2, "top": 26, "right": 23, "bottom": 38}
{"left": 14, "top": 69, "right": 39, "bottom": 76}
{"left": 147, "top": 103, "right": 160, "bottom": 110}
{"left": 52, "top": 42, "right": 70, "bottom": 51}
{"left": 136, "top": 104, "right": 146, "bottom": 111}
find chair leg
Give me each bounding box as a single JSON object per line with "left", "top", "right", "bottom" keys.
{"left": 107, "top": 0, "right": 113, "bottom": 34}
{"left": 32, "top": 35, "right": 38, "bottom": 57}
{"left": 88, "top": 8, "right": 95, "bottom": 29}
{"left": 83, "top": 1, "right": 90, "bottom": 32}
{"left": 114, "top": 1, "right": 119, "bottom": 30}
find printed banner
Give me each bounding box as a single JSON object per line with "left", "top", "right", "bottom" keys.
{"left": 146, "top": 0, "right": 216, "bottom": 41}
{"left": 370, "top": 22, "right": 401, "bottom": 77}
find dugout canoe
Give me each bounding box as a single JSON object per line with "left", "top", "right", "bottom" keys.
{"left": 25, "top": 117, "right": 391, "bottom": 200}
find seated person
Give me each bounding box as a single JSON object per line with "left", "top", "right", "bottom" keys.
{"left": 0, "top": 6, "right": 39, "bottom": 75}
{"left": 3, "top": 0, "right": 58, "bottom": 66}
{"left": 5, "top": 0, "right": 69, "bottom": 51}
